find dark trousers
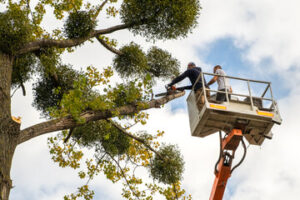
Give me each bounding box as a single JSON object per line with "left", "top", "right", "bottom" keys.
{"left": 216, "top": 89, "right": 230, "bottom": 101}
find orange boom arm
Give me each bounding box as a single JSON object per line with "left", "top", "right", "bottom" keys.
{"left": 209, "top": 129, "right": 243, "bottom": 200}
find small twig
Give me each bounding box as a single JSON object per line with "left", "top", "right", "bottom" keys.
{"left": 127, "top": 156, "right": 142, "bottom": 169}
{"left": 92, "top": 0, "right": 109, "bottom": 20}
{"left": 11, "top": 86, "right": 21, "bottom": 97}
{"left": 66, "top": 140, "right": 77, "bottom": 159}
{"left": 107, "top": 152, "right": 141, "bottom": 200}
{"left": 172, "top": 183, "right": 179, "bottom": 200}
{"left": 124, "top": 121, "right": 139, "bottom": 129}
{"left": 86, "top": 153, "right": 106, "bottom": 185}
{"left": 132, "top": 164, "right": 140, "bottom": 175}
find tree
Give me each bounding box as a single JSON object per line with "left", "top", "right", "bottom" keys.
{"left": 0, "top": 0, "right": 200, "bottom": 199}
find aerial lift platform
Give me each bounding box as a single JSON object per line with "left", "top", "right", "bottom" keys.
{"left": 186, "top": 72, "right": 282, "bottom": 200}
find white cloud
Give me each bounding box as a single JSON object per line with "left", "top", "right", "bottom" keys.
{"left": 184, "top": 0, "right": 300, "bottom": 72}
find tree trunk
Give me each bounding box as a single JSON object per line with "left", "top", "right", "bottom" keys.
{"left": 0, "top": 53, "right": 13, "bottom": 119}
{"left": 0, "top": 53, "right": 19, "bottom": 200}
{"left": 0, "top": 121, "right": 19, "bottom": 200}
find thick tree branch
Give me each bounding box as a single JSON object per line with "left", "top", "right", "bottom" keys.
{"left": 16, "top": 23, "right": 132, "bottom": 55}
{"left": 96, "top": 37, "right": 122, "bottom": 55}
{"left": 18, "top": 91, "right": 185, "bottom": 144}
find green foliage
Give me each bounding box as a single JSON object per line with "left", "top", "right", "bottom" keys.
{"left": 11, "top": 53, "right": 37, "bottom": 88}
{"left": 43, "top": 0, "right": 84, "bottom": 19}
{"left": 49, "top": 127, "right": 192, "bottom": 200}
{"left": 64, "top": 185, "right": 95, "bottom": 200}
{"left": 120, "top": 0, "right": 200, "bottom": 40}
{"left": 147, "top": 46, "right": 180, "bottom": 79}
{"left": 48, "top": 133, "right": 84, "bottom": 169}
{"left": 0, "top": 4, "right": 33, "bottom": 54}
{"left": 32, "top": 64, "right": 82, "bottom": 116}
{"left": 113, "top": 43, "right": 180, "bottom": 80}
{"left": 113, "top": 42, "right": 148, "bottom": 78}
{"left": 35, "top": 48, "right": 61, "bottom": 73}
{"left": 108, "top": 81, "right": 144, "bottom": 107}
{"left": 50, "top": 67, "right": 115, "bottom": 122}
{"left": 64, "top": 11, "right": 96, "bottom": 39}
{"left": 150, "top": 144, "right": 185, "bottom": 184}
{"left": 158, "top": 182, "right": 192, "bottom": 200}
{"left": 72, "top": 120, "right": 131, "bottom": 156}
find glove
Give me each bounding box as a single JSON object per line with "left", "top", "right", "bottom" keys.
{"left": 165, "top": 84, "right": 176, "bottom": 90}
{"left": 165, "top": 84, "right": 173, "bottom": 89}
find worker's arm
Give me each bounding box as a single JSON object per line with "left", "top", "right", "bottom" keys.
{"left": 168, "top": 70, "right": 189, "bottom": 87}
{"left": 177, "top": 85, "right": 192, "bottom": 90}
{"left": 207, "top": 75, "right": 218, "bottom": 86}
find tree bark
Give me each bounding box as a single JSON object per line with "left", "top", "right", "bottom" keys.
{"left": 0, "top": 120, "right": 19, "bottom": 200}
{"left": 0, "top": 53, "right": 13, "bottom": 119}
{"left": 0, "top": 52, "right": 20, "bottom": 200}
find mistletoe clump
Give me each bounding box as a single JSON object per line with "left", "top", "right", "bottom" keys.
{"left": 147, "top": 46, "right": 180, "bottom": 79}
{"left": 0, "top": 6, "right": 33, "bottom": 54}
{"left": 11, "top": 53, "right": 37, "bottom": 89}
{"left": 32, "top": 64, "right": 82, "bottom": 116}
{"left": 64, "top": 11, "right": 96, "bottom": 39}
{"left": 120, "top": 0, "right": 200, "bottom": 40}
{"left": 113, "top": 43, "right": 180, "bottom": 80}
{"left": 113, "top": 42, "right": 148, "bottom": 78}
{"left": 72, "top": 120, "right": 131, "bottom": 156}
{"left": 150, "top": 144, "right": 185, "bottom": 184}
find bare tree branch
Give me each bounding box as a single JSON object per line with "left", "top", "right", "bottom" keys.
{"left": 96, "top": 37, "right": 122, "bottom": 55}
{"left": 18, "top": 91, "right": 185, "bottom": 144}
{"left": 63, "top": 128, "right": 74, "bottom": 143}
{"left": 107, "top": 152, "right": 141, "bottom": 200}
{"left": 16, "top": 24, "right": 132, "bottom": 55}
{"left": 107, "top": 119, "right": 163, "bottom": 159}
{"left": 20, "top": 82, "right": 26, "bottom": 96}
{"left": 92, "top": 0, "right": 109, "bottom": 21}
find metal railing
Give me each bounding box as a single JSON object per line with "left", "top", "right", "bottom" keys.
{"left": 192, "top": 71, "right": 277, "bottom": 111}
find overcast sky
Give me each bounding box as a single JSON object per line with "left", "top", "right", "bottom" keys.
{"left": 9, "top": 0, "right": 300, "bottom": 199}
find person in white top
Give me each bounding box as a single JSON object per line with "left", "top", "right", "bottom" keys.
{"left": 207, "top": 65, "right": 232, "bottom": 101}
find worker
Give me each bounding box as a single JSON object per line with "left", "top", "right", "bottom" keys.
{"left": 207, "top": 65, "right": 232, "bottom": 101}
{"left": 167, "top": 62, "right": 209, "bottom": 109}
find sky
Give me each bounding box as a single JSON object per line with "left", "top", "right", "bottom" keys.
{"left": 8, "top": 0, "right": 300, "bottom": 199}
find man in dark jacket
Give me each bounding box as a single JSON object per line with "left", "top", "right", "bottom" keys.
{"left": 167, "top": 62, "right": 209, "bottom": 109}
{"left": 167, "top": 62, "right": 206, "bottom": 91}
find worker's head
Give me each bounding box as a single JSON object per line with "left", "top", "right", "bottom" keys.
{"left": 187, "top": 62, "right": 196, "bottom": 69}
{"left": 213, "top": 65, "right": 222, "bottom": 73}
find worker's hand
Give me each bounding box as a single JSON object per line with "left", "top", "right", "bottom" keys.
{"left": 165, "top": 84, "right": 176, "bottom": 91}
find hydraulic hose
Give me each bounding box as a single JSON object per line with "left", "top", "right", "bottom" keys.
{"left": 214, "top": 131, "right": 223, "bottom": 174}
{"left": 231, "top": 138, "right": 247, "bottom": 173}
